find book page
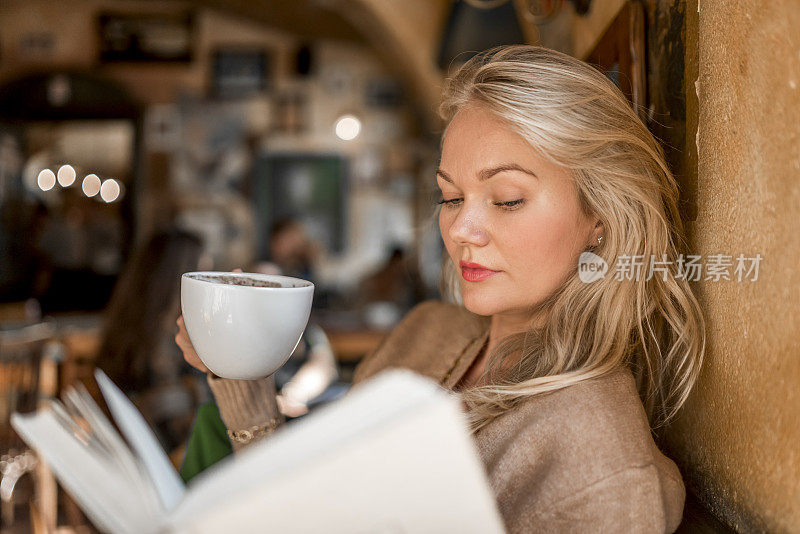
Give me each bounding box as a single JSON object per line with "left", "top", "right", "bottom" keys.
{"left": 11, "top": 408, "right": 164, "bottom": 534}
{"left": 172, "top": 369, "right": 444, "bottom": 513}
{"left": 61, "top": 384, "right": 155, "bottom": 498}
{"left": 167, "top": 370, "right": 505, "bottom": 533}
{"left": 95, "top": 368, "right": 187, "bottom": 511}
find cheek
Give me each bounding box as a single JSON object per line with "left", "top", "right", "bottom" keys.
{"left": 502, "top": 209, "right": 582, "bottom": 279}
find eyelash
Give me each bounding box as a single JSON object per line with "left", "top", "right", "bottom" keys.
{"left": 436, "top": 198, "right": 525, "bottom": 211}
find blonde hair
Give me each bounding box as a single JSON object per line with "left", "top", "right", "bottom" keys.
{"left": 438, "top": 45, "right": 706, "bottom": 434}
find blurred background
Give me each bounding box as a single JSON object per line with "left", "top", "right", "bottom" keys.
{"left": 0, "top": 0, "right": 798, "bottom": 533}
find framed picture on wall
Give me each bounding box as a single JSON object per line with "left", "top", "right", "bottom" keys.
{"left": 253, "top": 153, "right": 347, "bottom": 260}
{"left": 211, "top": 49, "right": 271, "bottom": 99}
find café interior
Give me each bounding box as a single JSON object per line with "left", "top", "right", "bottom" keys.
{"left": 1, "top": 0, "right": 798, "bottom": 532}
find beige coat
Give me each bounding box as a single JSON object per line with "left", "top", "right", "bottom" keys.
{"left": 208, "top": 300, "right": 685, "bottom": 533}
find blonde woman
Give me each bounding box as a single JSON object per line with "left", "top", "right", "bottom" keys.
{"left": 176, "top": 45, "right": 705, "bottom": 532}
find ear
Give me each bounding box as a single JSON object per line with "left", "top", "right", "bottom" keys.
{"left": 594, "top": 219, "right": 604, "bottom": 236}
{"left": 588, "top": 219, "right": 605, "bottom": 248}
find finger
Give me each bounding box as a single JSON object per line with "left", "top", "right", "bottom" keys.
{"left": 176, "top": 339, "right": 207, "bottom": 372}
{"left": 233, "top": 268, "right": 243, "bottom": 273}
{"left": 187, "top": 352, "right": 209, "bottom": 372}
{"left": 175, "top": 334, "right": 191, "bottom": 353}
{"left": 176, "top": 334, "right": 195, "bottom": 355}
{"left": 174, "top": 328, "right": 193, "bottom": 350}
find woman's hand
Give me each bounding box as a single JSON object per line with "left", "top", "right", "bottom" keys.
{"left": 175, "top": 268, "right": 243, "bottom": 374}
{"left": 175, "top": 315, "right": 209, "bottom": 373}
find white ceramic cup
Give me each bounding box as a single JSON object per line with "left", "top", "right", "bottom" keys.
{"left": 180, "top": 271, "right": 314, "bottom": 379}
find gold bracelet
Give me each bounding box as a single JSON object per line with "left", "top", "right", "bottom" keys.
{"left": 227, "top": 418, "right": 281, "bottom": 444}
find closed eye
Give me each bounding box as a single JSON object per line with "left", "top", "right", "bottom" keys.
{"left": 493, "top": 199, "right": 525, "bottom": 210}
{"left": 437, "top": 198, "right": 525, "bottom": 210}
{"left": 437, "top": 197, "right": 463, "bottom": 207}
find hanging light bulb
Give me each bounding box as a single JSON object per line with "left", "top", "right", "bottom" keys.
{"left": 37, "top": 169, "right": 56, "bottom": 191}
{"left": 57, "top": 164, "right": 76, "bottom": 187}
{"left": 334, "top": 115, "right": 361, "bottom": 141}
{"left": 82, "top": 174, "right": 101, "bottom": 197}
{"left": 100, "top": 178, "right": 120, "bottom": 203}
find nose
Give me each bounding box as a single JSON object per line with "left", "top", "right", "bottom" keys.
{"left": 447, "top": 202, "right": 490, "bottom": 247}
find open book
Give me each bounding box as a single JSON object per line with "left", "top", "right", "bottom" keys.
{"left": 11, "top": 368, "right": 505, "bottom": 533}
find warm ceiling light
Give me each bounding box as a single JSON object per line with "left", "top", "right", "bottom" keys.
{"left": 100, "top": 178, "right": 120, "bottom": 203}
{"left": 334, "top": 115, "right": 361, "bottom": 141}
{"left": 82, "top": 174, "right": 101, "bottom": 197}
{"left": 37, "top": 169, "right": 56, "bottom": 191}
{"left": 57, "top": 164, "right": 76, "bottom": 187}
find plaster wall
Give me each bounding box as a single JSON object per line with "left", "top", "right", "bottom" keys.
{"left": 666, "top": 1, "right": 800, "bottom": 531}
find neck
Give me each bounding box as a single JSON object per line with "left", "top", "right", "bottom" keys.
{"left": 487, "top": 309, "right": 541, "bottom": 353}
{"left": 458, "top": 307, "right": 545, "bottom": 390}
{"left": 481, "top": 308, "right": 547, "bottom": 381}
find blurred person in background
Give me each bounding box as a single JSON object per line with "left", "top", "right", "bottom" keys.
{"left": 357, "top": 245, "right": 426, "bottom": 329}
{"left": 95, "top": 229, "right": 205, "bottom": 452}
{"left": 254, "top": 216, "right": 318, "bottom": 280}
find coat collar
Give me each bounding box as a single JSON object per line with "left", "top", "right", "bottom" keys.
{"left": 440, "top": 313, "right": 491, "bottom": 390}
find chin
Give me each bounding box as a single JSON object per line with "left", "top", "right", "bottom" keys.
{"left": 460, "top": 287, "right": 507, "bottom": 317}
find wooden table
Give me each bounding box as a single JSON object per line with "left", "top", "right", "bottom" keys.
{"left": 327, "top": 329, "right": 389, "bottom": 363}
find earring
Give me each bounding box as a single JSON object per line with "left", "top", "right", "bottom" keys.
{"left": 597, "top": 236, "right": 603, "bottom": 246}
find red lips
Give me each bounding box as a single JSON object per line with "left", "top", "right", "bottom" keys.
{"left": 460, "top": 261, "right": 493, "bottom": 270}
{"left": 459, "top": 261, "right": 500, "bottom": 283}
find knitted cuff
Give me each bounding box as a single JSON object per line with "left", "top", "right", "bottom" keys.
{"left": 206, "top": 373, "right": 283, "bottom": 433}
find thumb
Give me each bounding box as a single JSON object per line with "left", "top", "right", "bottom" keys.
{"left": 233, "top": 268, "right": 243, "bottom": 273}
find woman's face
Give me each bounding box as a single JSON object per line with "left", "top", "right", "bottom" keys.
{"left": 437, "top": 104, "right": 600, "bottom": 320}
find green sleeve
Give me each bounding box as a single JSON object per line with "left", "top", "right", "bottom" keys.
{"left": 179, "top": 401, "right": 233, "bottom": 484}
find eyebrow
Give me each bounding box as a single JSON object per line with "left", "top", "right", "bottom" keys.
{"left": 436, "top": 163, "right": 538, "bottom": 183}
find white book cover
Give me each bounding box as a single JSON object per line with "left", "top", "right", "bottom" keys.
{"left": 12, "top": 368, "right": 506, "bottom": 534}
